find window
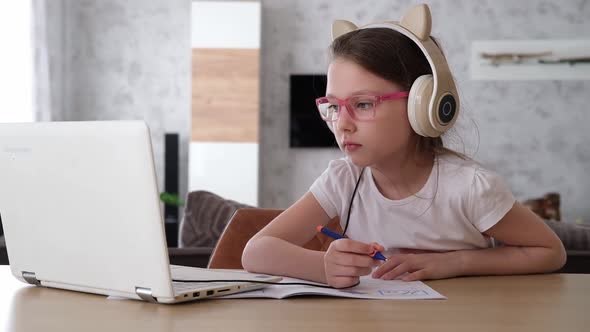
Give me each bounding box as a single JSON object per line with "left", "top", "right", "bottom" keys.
{"left": 0, "top": 2, "right": 33, "bottom": 123}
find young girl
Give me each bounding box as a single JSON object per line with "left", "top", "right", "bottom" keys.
{"left": 242, "top": 4, "right": 566, "bottom": 288}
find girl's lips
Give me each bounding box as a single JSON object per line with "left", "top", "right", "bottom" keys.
{"left": 344, "top": 143, "right": 362, "bottom": 152}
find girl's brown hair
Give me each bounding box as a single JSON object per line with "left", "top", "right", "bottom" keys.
{"left": 329, "top": 28, "right": 464, "bottom": 160}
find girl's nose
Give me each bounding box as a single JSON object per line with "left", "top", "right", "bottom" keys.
{"left": 335, "top": 105, "right": 356, "bottom": 132}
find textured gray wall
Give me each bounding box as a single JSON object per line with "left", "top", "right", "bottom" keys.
{"left": 259, "top": 0, "right": 590, "bottom": 223}
{"left": 54, "top": 0, "right": 590, "bottom": 223}
{"left": 55, "top": 0, "right": 190, "bottom": 206}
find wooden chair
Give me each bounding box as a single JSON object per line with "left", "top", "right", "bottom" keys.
{"left": 208, "top": 208, "right": 341, "bottom": 269}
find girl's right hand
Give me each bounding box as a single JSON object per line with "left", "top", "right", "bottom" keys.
{"left": 323, "top": 239, "right": 384, "bottom": 288}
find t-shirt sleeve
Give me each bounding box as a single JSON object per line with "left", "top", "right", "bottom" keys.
{"left": 467, "top": 167, "right": 516, "bottom": 232}
{"left": 309, "top": 159, "right": 353, "bottom": 219}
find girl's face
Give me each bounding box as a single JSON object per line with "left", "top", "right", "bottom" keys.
{"left": 326, "top": 58, "right": 415, "bottom": 167}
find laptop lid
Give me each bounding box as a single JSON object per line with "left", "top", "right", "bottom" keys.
{"left": 0, "top": 121, "right": 176, "bottom": 299}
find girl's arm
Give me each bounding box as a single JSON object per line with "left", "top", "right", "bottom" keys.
{"left": 372, "top": 202, "right": 567, "bottom": 281}
{"left": 241, "top": 192, "right": 333, "bottom": 283}
{"left": 456, "top": 201, "right": 567, "bottom": 276}
{"left": 242, "top": 192, "right": 379, "bottom": 287}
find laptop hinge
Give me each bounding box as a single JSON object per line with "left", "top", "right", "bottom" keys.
{"left": 22, "top": 271, "right": 41, "bottom": 285}
{"left": 135, "top": 287, "right": 157, "bottom": 303}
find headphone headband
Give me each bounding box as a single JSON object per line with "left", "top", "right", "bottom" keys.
{"left": 331, "top": 4, "right": 460, "bottom": 137}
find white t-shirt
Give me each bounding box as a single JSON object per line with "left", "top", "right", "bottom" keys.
{"left": 310, "top": 154, "right": 515, "bottom": 255}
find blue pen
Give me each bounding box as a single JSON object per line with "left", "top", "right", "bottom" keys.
{"left": 316, "top": 225, "right": 387, "bottom": 261}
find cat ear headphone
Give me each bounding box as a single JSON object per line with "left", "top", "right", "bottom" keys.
{"left": 330, "top": 3, "right": 460, "bottom": 138}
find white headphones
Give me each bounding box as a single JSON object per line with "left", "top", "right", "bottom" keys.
{"left": 331, "top": 4, "right": 459, "bottom": 138}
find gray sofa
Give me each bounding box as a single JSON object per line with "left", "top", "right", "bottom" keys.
{"left": 170, "top": 190, "right": 590, "bottom": 273}
{"left": 168, "top": 190, "right": 252, "bottom": 268}
{"left": 541, "top": 220, "right": 590, "bottom": 273}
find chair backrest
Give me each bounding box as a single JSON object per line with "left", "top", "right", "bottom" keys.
{"left": 208, "top": 208, "right": 342, "bottom": 269}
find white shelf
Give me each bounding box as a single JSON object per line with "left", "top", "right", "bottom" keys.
{"left": 470, "top": 39, "right": 590, "bottom": 80}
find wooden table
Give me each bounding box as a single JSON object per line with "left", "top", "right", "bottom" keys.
{"left": 0, "top": 266, "right": 588, "bottom": 332}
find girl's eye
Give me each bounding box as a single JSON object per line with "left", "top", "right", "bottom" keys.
{"left": 355, "top": 101, "right": 375, "bottom": 111}
{"left": 327, "top": 104, "right": 340, "bottom": 112}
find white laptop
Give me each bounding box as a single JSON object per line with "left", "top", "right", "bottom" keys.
{"left": 0, "top": 120, "right": 280, "bottom": 304}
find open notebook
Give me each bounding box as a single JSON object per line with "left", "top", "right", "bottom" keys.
{"left": 221, "top": 275, "right": 446, "bottom": 300}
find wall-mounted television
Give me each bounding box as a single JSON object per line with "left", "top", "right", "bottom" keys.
{"left": 289, "top": 74, "right": 338, "bottom": 148}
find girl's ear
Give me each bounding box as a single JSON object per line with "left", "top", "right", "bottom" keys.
{"left": 332, "top": 20, "right": 358, "bottom": 40}
{"left": 399, "top": 3, "right": 432, "bottom": 41}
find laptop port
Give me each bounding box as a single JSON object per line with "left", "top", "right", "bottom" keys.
{"left": 206, "top": 290, "right": 214, "bottom": 296}
{"left": 217, "top": 288, "right": 230, "bottom": 293}
{"left": 193, "top": 292, "right": 200, "bottom": 297}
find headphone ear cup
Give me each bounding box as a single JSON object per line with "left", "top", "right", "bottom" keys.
{"left": 407, "top": 75, "right": 439, "bottom": 137}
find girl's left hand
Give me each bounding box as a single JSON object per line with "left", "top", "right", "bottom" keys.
{"left": 371, "top": 251, "right": 462, "bottom": 281}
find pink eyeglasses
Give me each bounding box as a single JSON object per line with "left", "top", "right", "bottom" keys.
{"left": 316, "top": 91, "right": 409, "bottom": 122}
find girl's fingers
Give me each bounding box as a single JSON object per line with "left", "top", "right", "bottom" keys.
{"left": 371, "top": 254, "right": 405, "bottom": 277}
{"left": 329, "top": 252, "right": 376, "bottom": 267}
{"left": 330, "top": 265, "right": 373, "bottom": 277}
{"left": 370, "top": 242, "right": 385, "bottom": 252}
{"left": 378, "top": 262, "right": 411, "bottom": 280}
{"left": 328, "top": 276, "right": 360, "bottom": 289}
{"left": 401, "top": 269, "right": 427, "bottom": 281}
{"left": 332, "top": 239, "right": 375, "bottom": 255}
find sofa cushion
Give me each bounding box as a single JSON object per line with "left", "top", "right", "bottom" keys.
{"left": 544, "top": 219, "right": 590, "bottom": 251}
{"left": 179, "top": 190, "right": 252, "bottom": 248}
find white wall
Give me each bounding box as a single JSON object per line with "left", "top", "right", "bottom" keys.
{"left": 53, "top": 0, "right": 191, "bottom": 208}
{"left": 191, "top": 1, "right": 260, "bottom": 49}
{"left": 189, "top": 142, "right": 258, "bottom": 206}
